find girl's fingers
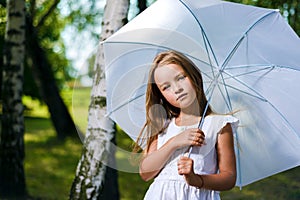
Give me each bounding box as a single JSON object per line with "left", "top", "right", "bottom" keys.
{"left": 177, "top": 157, "right": 193, "bottom": 175}
{"left": 189, "top": 129, "right": 205, "bottom": 146}
{"left": 178, "top": 128, "right": 206, "bottom": 147}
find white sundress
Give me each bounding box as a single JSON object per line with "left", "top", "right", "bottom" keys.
{"left": 143, "top": 115, "right": 239, "bottom": 200}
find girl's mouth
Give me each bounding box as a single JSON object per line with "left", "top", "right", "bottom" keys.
{"left": 176, "top": 93, "right": 187, "bottom": 101}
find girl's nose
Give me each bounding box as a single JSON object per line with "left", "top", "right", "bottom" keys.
{"left": 174, "top": 85, "right": 183, "bottom": 94}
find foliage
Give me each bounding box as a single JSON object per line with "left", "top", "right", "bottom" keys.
{"left": 58, "top": 0, "right": 103, "bottom": 38}
{"left": 58, "top": 0, "right": 104, "bottom": 85}
{"left": 0, "top": 0, "right": 76, "bottom": 100}
{"left": 26, "top": 0, "right": 74, "bottom": 94}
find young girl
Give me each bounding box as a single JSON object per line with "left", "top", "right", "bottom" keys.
{"left": 133, "top": 50, "right": 239, "bottom": 199}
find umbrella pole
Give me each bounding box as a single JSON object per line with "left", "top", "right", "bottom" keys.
{"left": 187, "top": 102, "right": 210, "bottom": 157}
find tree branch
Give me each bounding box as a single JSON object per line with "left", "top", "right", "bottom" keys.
{"left": 36, "top": 0, "right": 60, "bottom": 29}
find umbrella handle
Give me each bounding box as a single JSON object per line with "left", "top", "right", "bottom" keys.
{"left": 187, "top": 146, "right": 193, "bottom": 158}
{"left": 187, "top": 107, "right": 207, "bottom": 158}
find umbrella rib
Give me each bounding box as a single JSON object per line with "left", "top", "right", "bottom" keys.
{"left": 103, "top": 40, "right": 216, "bottom": 69}
{"left": 215, "top": 64, "right": 299, "bottom": 138}
{"left": 106, "top": 93, "right": 144, "bottom": 117}
{"left": 214, "top": 74, "right": 299, "bottom": 142}
{"left": 226, "top": 64, "right": 273, "bottom": 70}
{"left": 224, "top": 65, "right": 275, "bottom": 80}
{"left": 204, "top": 72, "right": 235, "bottom": 113}
{"left": 275, "top": 65, "right": 300, "bottom": 72}
{"left": 222, "top": 65, "right": 299, "bottom": 138}
{"left": 227, "top": 64, "right": 300, "bottom": 72}
{"left": 178, "top": 0, "right": 219, "bottom": 74}
{"left": 220, "top": 69, "right": 268, "bottom": 102}
{"left": 104, "top": 40, "right": 221, "bottom": 86}
{"left": 220, "top": 64, "right": 292, "bottom": 103}
{"left": 221, "top": 10, "right": 278, "bottom": 70}
{"left": 103, "top": 41, "right": 172, "bottom": 52}
{"left": 176, "top": 0, "right": 280, "bottom": 112}
{"left": 267, "top": 100, "right": 299, "bottom": 139}
{"left": 206, "top": 72, "right": 267, "bottom": 108}
{"left": 223, "top": 83, "right": 267, "bottom": 102}
{"left": 219, "top": 72, "right": 233, "bottom": 111}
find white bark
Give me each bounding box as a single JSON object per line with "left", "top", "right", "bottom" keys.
{"left": 70, "top": 0, "right": 129, "bottom": 199}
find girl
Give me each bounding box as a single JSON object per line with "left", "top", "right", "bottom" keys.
{"left": 133, "top": 50, "right": 239, "bottom": 199}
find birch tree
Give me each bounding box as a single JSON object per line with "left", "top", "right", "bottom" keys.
{"left": 0, "top": 0, "right": 27, "bottom": 198}
{"left": 70, "top": 0, "right": 129, "bottom": 199}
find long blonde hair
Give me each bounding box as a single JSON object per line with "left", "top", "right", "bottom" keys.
{"left": 132, "top": 50, "right": 212, "bottom": 153}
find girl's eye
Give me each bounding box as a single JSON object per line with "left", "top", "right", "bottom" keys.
{"left": 161, "top": 85, "right": 170, "bottom": 91}
{"left": 178, "top": 75, "right": 186, "bottom": 81}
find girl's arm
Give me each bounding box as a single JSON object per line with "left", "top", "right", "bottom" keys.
{"left": 139, "top": 136, "right": 176, "bottom": 181}
{"left": 140, "top": 128, "right": 205, "bottom": 181}
{"left": 178, "top": 123, "right": 237, "bottom": 191}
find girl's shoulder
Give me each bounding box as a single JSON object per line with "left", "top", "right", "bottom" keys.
{"left": 206, "top": 113, "right": 238, "bottom": 121}
{"left": 205, "top": 114, "right": 239, "bottom": 132}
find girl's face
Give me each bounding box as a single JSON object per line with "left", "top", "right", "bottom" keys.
{"left": 154, "top": 63, "right": 198, "bottom": 110}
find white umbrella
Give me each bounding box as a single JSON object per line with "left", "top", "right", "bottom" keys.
{"left": 103, "top": 0, "right": 300, "bottom": 187}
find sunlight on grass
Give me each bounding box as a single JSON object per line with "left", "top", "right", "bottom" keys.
{"left": 23, "top": 95, "right": 50, "bottom": 118}
{"left": 24, "top": 117, "right": 82, "bottom": 199}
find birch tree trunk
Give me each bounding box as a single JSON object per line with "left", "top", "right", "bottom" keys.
{"left": 70, "top": 0, "right": 129, "bottom": 199}
{"left": 0, "top": 0, "right": 27, "bottom": 198}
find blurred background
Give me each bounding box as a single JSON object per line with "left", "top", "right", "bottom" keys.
{"left": 0, "top": 0, "right": 299, "bottom": 199}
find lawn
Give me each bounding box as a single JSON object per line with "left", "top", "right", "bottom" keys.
{"left": 24, "top": 117, "right": 82, "bottom": 199}
{"left": 21, "top": 87, "right": 300, "bottom": 199}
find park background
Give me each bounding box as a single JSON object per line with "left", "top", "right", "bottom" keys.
{"left": 0, "top": 0, "right": 299, "bottom": 199}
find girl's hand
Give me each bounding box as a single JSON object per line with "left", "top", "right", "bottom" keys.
{"left": 177, "top": 156, "right": 195, "bottom": 176}
{"left": 172, "top": 128, "right": 205, "bottom": 149}
{"left": 177, "top": 156, "right": 202, "bottom": 187}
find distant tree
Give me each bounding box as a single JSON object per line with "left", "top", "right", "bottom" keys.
{"left": 24, "top": 0, "right": 80, "bottom": 140}
{"left": 26, "top": 13, "right": 78, "bottom": 140}
{"left": 0, "top": 0, "right": 79, "bottom": 140}
{"left": 0, "top": 0, "right": 72, "bottom": 100}
{"left": 70, "top": 0, "right": 129, "bottom": 199}
{"left": 0, "top": 0, "right": 27, "bottom": 198}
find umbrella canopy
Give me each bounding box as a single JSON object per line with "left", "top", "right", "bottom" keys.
{"left": 103, "top": 0, "right": 300, "bottom": 187}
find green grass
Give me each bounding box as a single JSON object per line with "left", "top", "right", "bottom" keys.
{"left": 22, "top": 87, "right": 300, "bottom": 199}
{"left": 221, "top": 167, "right": 300, "bottom": 199}
{"left": 24, "top": 117, "right": 82, "bottom": 199}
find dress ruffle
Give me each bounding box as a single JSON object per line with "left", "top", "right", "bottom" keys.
{"left": 189, "top": 115, "right": 239, "bottom": 158}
